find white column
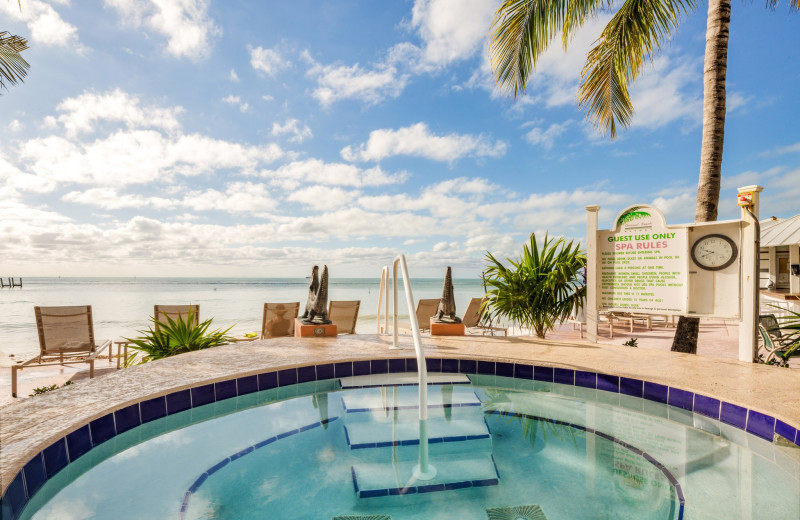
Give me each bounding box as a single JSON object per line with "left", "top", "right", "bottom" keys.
{"left": 586, "top": 205, "right": 600, "bottom": 343}
{"left": 738, "top": 185, "right": 763, "bottom": 362}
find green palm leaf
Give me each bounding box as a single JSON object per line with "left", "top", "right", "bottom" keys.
{"left": 578, "top": 0, "right": 696, "bottom": 137}
{"left": 483, "top": 232, "right": 586, "bottom": 338}
{"left": 0, "top": 31, "right": 29, "bottom": 91}
{"left": 124, "top": 311, "right": 235, "bottom": 366}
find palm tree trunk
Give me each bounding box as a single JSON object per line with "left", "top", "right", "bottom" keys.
{"left": 672, "top": 0, "right": 731, "bottom": 354}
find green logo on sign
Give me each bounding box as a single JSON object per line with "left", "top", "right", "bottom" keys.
{"left": 617, "top": 207, "right": 652, "bottom": 229}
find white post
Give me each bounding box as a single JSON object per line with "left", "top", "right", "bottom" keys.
{"left": 738, "top": 185, "right": 763, "bottom": 362}
{"left": 586, "top": 205, "right": 600, "bottom": 343}
{"left": 377, "top": 266, "right": 386, "bottom": 334}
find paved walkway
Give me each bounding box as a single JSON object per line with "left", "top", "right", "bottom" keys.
{"left": 1, "top": 318, "right": 796, "bottom": 406}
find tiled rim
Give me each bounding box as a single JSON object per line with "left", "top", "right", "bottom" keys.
{"left": 2, "top": 357, "right": 799, "bottom": 520}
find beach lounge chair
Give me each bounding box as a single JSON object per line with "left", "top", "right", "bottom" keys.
{"left": 11, "top": 305, "right": 111, "bottom": 397}
{"left": 262, "top": 302, "right": 300, "bottom": 338}
{"left": 399, "top": 298, "right": 440, "bottom": 334}
{"left": 328, "top": 300, "right": 360, "bottom": 334}
{"left": 462, "top": 297, "right": 507, "bottom": 336}
{"left": 758, "top": 324, "right": 799, "bottom": 363}
{"left": 153, "top": 304, "right": 199, "bottom": 331}
{"left": 611, "top": 312, "right": 652, "bottom": 332}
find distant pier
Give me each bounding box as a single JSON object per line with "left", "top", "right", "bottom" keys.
{"left": 1, "top": 277, "right": 22, "bottom": 288}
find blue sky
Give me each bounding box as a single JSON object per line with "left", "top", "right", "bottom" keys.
{"left": 1, "top": 0, "right": 798, "bottom": 278}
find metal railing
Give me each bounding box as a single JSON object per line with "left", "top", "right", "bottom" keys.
{"left": 391, "top": 254, "right": 436, "bottom": 480}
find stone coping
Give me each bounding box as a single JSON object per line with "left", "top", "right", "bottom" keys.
{"left": 3, "top": 333, "right": 800, "bottom": 497}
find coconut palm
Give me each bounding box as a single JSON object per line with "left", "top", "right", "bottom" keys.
{"left": 1, "top": 2, "right": 29, "bottom": 92}
{"left": 483, "top": 232, "right": 586, "bottom": 339}
{"left": 490, "top": 0, "right": 797, "bottom": 353}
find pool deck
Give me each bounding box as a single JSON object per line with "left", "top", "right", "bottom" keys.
{"left": 2, "top": 332, "right": 800, "bottom": 496}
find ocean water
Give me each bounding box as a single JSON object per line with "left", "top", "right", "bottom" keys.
{"left": 0, "top": 277, "right": 487, "bottom": 364}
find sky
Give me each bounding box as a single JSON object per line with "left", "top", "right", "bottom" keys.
{"left": 0, "top": 0, "right": 798, "bottom": 278}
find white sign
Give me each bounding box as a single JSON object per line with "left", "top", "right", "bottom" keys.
{"left": 597, "top": 205, "right": 688, "bottom": 314}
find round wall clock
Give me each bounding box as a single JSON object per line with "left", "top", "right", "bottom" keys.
{"left": 691, "top": 234, "right": 738, "bottom": 271}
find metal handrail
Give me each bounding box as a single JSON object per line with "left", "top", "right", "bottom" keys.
{"left": 392, "top": 253, "right": 436, "bottom": 480}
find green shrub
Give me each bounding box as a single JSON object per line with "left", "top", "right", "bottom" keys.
{"left": 623, "top": 338, "right": 638, "bottom": 347}
{"left": 29, "top": 381, "right": 72, "bottom": 397}
{"left": 483, "top": 232, "right": 586, "bottom": 339}
{"left": 124, "top": 312, "right": 235, "bottom": 366}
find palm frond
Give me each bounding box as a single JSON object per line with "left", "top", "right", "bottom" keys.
{"left": 490, "top": 0, "right": 572, "bottom": 99}
{"left": 483, "top": 232, "right": 586, "bottom": 338}
{"left": 578, "top": 0, "right": 696, "bottom": 137}
{"left": 0, "top": 31, "right": 30, "bottom": 91}
{"left": 765, "top": 0, "right": 800, "bottom": 10}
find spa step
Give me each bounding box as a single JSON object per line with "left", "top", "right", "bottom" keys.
{"left": 341, "top": 386, "right": 481, "bottom": 413}
{"left": 351, "top": 453, "right": 499, "bottom": 499}
{"left": 348, "top": 438, "right": 493, "bottom": 464}
{"left": 344, "top": 401, "right": 483, "bottom": 427}
{"left": 344, "top": 414, "right": 491, "bottom": 450}
{"left": 339, "top": 372, "right": 470, "bottom": 389}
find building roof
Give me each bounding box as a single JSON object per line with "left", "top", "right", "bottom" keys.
{"left": 761, "top": 214, "right": 800, "bottom": 247}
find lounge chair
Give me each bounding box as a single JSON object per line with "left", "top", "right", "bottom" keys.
{"left": 262, "top": 302, "right": 300, "bottom": 338}
{"left": 462, "top": 297, "right": 507, "bottom": 336}
{"left": 611, "top": 312, "right": 652, "bottom": 332}
{"left": 328, "top": 300, "right": 360, "bottom": 334}
{"left": 114, "top": 304, "right": 199, "bottom": 367}
{"left": 399, "top": 298, "right": 440, "bottom": 334}
{"left": 758, "top": 324, "right": 799, "bottom": 363}
{"left": 11, "top": 305, "right": 111, "bottom": 397}
{"left": 153, "top": 304, "right": 199, "bottom": 331}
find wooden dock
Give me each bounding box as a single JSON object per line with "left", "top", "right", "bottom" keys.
{"left": 1, "top": 277, "right": 22, "bottom": 288}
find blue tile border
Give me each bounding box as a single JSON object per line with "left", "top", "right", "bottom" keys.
{"left": 4, "top": 357, "right": 799, "bottom": 520}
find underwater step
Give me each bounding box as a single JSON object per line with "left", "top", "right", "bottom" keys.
{"left": 339, "top": 372, "right": 470, "bottom": 389}
{"left": 344, "top": 415, "right": 491, "bottom": 449}
{"left": 343, "top": 400, "right": 484, "bottom": 426}
{"left": 347, "top": 437, "right": 493, "bottom": 463}
{"left": 341, "top": 385, "right": 481, "bottom": 413}
{"left": 351, "top": 453, "right": 500, "bottom": 499}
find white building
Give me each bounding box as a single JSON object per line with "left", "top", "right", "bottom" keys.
{"left": 760, "top": 214, "right": 800, "bottom": 313}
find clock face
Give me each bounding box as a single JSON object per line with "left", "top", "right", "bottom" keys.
{"left": 691, "top": 234, "right": 738, "bottom": 271}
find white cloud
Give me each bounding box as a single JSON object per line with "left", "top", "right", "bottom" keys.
{"left": 53, "top": 89, "right": 183, "bottom": 137}
{"left": 63, "top": 182, "right": 276, "bottom": 214}
{"left": 221, "top": 94, "right": 250, "bottom": 113}
{"left": 287, "top": 186, "right": 358, "bottom": 210}
{"left": 105, "top": 0, "right": 221, "bottom": 59}
{"left": 19, "top": 131, "right": 284, "bottom": 188}
{"left": 270, "top": 119, "right": 312, "bottom": 143}
{"left": 303, "top": 50, "right": 408, "bottom": 106}
{"left": 181, "top": 182, "right": 276, "bottom": 213}
{"left": 62, "top": 187, "right": 174, "bottom": 210}
{"left": 0, "top": 0, "right": 80, "bottom": 48}
{"left": 761, "top": 142, "right": 800, "bottom": 156}
{"left": 629, "top": 56, "right": 701, "bottom": 131}
{"left": 524, "top": 120, "right": 572, "bottom": 150}
{"left": 229, "top": 69, "right": 240, "bottom": 82}
{"left": 408, "top": 0, "right": 496, "bottom": 69}
{"left": 259, "top": 159, "right": 408, "bottom": 190}
{"left": 249, "top": 45, "right": 290, "bottom": 76}
{"left": 341, "top": 122, "right": 507, "bottom": 163}
{"left": 9, "top": 120, "right": 22, "bottom": 132}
